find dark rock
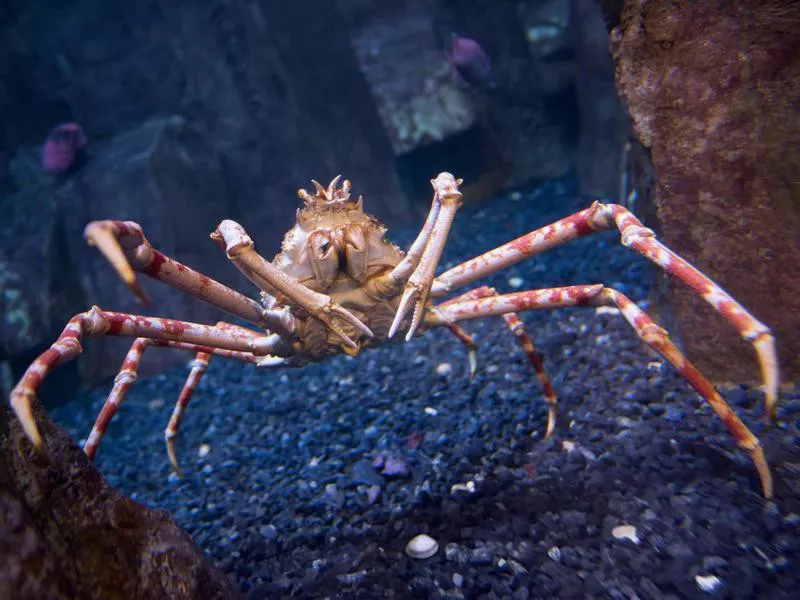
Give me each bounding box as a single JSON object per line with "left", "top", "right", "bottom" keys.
{"left": 55, "top": 115, "right": 235, "bottom": 385}
{"left": 571, "top": 0, "right": 629, "bottom": 201}
{"left": 0, "top": 402, "right": 240, "bottom": 599}
{"left": 611, "top": 0, "right": 800, "bottom": 383}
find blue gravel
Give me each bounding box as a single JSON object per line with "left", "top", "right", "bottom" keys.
{"left": 52, "top": 178, "right": 799, "bottom": 599}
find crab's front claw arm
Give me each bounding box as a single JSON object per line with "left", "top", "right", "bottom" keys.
{"left": 212, "top": 220, "right": 373, "bottom": 350}
{"left": 85, "top": 221, "right": 152, "bottom": 305}
{"left": 389, "top": 173, "right": 463, "bottom": 340}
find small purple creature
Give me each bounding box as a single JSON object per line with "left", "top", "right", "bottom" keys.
{"left": 41, "top": 122, "right": 88, "bottom": 175}
{"left": 446, "top": 33, "right": 497, "bottom": 91}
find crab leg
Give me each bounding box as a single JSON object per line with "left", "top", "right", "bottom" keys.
{"left": 440, "top": 286, "right": 558, "bottom": 438}
{"left": 9, "top": 306, "right": 283, "bottom": 450}
{"left": 84, "top": 221, "right": 268, "bottom": 326}
{"left": 427, "top": 284, "right": 773, "bottom": 498}
{"left": 446, "top": 323, "right": 479, "bottom": 381}
{"left": 374, "top": 182, "right": 442, "bottom": 298}
{"left": 388, "top": 172, "right": 464, "bottom": 340}
{"left": 212, "top": 220, "right": 373, "bottom": 350}
{"left": 430, "top": 202, "right": 778, "bottom": 420}
{"left": 84, "top": 321, "right": 275, "bottom": 463}
{"left": 165, "top": 351, "right": 211, "bottom": 475}
{"left": 164, "top": 322, "right": 282, "bottom": 474}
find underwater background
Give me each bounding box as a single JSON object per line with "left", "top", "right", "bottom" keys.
{"left": 1, "top": 1, "right": 799, "bottom": 599}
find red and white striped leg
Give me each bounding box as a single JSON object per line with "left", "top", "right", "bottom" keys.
{"left": 427, "top": 284, "right": 773, "bottom": 498}
{"left": 84, "top": 337, "right": 151, "bottom": 460}
{"left": 431, "top": 202, "right": 778, "bottom": 419}
{"left": 445, "top": 324, "right": 479, "bottom": 381}
{"left": 164, "top": 322, "right": 275, "bottom": 474}
{"left": 439, "top": 286, "right": 558, "bottom": 438}
{"left": 85, "top": 329, "right": 268, "bottom": 462}
{"left": 84, "top": 220, "right": 268, "bottom": 326}
{"left": 166, "top": 351, "right": 211, "bottom": 475}
{"left": 10, "top": 306, "right": 283, "bottom": 451}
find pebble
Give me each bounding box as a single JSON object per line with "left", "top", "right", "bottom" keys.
{"left": 381, "top": 457, "right": 409, "bottom": 477}
{"left": 450, "top": 480, "right": 476, "bottom": 494}
{"left": 695, "top": 574, "right": 722, "bottom": 593}
{"left": 406, "top": 534, "right": 439, "bottom": 559}
{"left": 198, "top": 443, "right": 211, "bottom": 458}
{"left": 612, "top": 525, "right": 640, "bottom": 544}
{"left": 436, "top": 362, "right": 453, "bottom": 377}
{"left": 508, "top": 276, "right": 524, "bottom": 289}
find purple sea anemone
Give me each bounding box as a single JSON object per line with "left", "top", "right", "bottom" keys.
{"left": 41, "top": 122, "right": 88, "bottom": 175}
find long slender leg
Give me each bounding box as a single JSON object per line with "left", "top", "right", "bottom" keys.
{"left": 166, "top": 351, "right": 211, "bottom": 475}
{"left": 440, "top": 286, "right": 558, "bottom": 439}
{"left": 430, "top": 202, "right": 778, "bottom": 419}
{"left": 85, "top": 221, "right": 267, "bottom": 326}
{"left": 83, "top": 337, "right": 151, "bottom": 459}
{"left": 212, "top": 220, "right": 372, "bottom": 350}
{"left": 446, "top": 324, "right": 478, "bottom": 381}
{"left": 164, "top": 322, "right": 271, "bottom": 474}
{"left": 369, "top": 178, "right": 442, "bottom": 300}
{"left": 84, "top": 322, "right": 271, "bottom": 461}
{"left": 387, "top": 172, "right": 465, "bottom": 340}
{"left": 10, "top": 306, "right": 284, "bottom": 449}
{"left": 427, "top": 284, "right": 773, "bottom": 498}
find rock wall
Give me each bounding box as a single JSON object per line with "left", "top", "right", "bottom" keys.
{"left": 610, "top": 0, "right": 800, "bottom": 384}
{"left": 0, "top": 402, "right": 240, "bottom": 599}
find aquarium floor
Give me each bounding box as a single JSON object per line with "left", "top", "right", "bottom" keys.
{"left": 52, "top": 180, "right": 799, "bottom": 599}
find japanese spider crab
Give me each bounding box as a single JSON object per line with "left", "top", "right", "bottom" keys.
{"left": 9, "top": 173, "right": 778, "bottom": 497}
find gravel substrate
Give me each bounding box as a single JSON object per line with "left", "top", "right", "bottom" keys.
{"left": 51, "top": 178, "right": 799, "bottom": 599}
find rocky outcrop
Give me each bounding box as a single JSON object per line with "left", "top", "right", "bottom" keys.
{"left": 0, "top": 402, "right": 240, "bottom": 599}
{"left": 610, "top": 0, "right": 800, "bottom": 383}
{"left": 0, "top": 116, "right": 239, "bottom": 396}
{"left": 342, "top": 0, "right": 478, "bottom": 156}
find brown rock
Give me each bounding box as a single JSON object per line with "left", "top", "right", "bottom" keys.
{"left": 611, "top": 0, "right": 800, "bottom": 384}
{"left": 0, "top": 402, "right": 240, "bottom": 600}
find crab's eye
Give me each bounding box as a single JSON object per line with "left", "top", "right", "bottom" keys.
{"left": 307, "top": 230, "right": 338, "bottom": 290}
{"left": 311, "top": 231, "right": 334, "bottom": 258}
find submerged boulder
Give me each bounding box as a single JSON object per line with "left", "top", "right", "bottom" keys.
{"left": 610, "top": 0, "right": 800, "bottom": 384}
{"left": 0, "top": 402, "right": 241, "bottom": 599}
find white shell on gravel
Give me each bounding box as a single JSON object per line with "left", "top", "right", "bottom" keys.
{"left": 405, "top": 534, "right": 439, "bottom": 559}
{"left": 435, "top": 362, "right": 453, "bottom": 377}
{"left": 612, "top": 525, "right": 640, "bottom": 544}
{"left": 695, "top": 574, "right": 722, "bottom": 593}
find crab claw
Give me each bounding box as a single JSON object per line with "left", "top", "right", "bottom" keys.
{"left": 389, "top": 173, "right": 464, "bottom": 341}
{"left": 321, "top": 302, "right": 373, "bottom": 350}
{"left": 85, "top": 222, "right": 151, "bottom": 305}
{"left": 389, "top": 284, "right": 428, "bottom": 341}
